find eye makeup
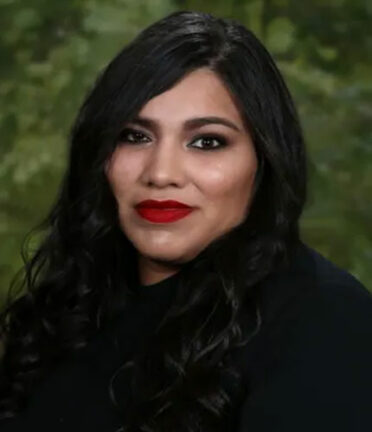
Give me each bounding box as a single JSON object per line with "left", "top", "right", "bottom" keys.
{"left": 117, "top": 127, "right": 229, "bottom": 151}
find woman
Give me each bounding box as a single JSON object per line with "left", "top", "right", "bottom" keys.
{"left": 0, "top": 10, "right": 371, "bottom": 432}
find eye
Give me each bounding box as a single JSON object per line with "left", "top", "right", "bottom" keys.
{"left": 117, "top": 128, "right": 151, "bottom": 144}
{"left": 189, "top": 135, "right": 227, "bottom": 151}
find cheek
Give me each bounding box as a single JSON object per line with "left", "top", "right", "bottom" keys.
{"left": 197, "top": 155, "right": 257, "bottom": 206}
{"left": 105, "top": 150, "right": 139, "bottom": 199}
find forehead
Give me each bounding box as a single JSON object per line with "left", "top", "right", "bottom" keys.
{"left": 137, "top": 68, "right": 245, "bottom": 126}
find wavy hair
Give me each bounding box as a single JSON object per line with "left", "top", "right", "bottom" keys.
{"left": 0, "top": 10, "right": 307, "bottom": 431}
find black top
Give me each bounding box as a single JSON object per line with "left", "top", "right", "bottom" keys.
{"left": 1, "top": 242, "right": 372, "bottom": 431}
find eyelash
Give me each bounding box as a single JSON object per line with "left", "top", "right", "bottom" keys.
{"left": 117, "top": 128, "right": 228, "bottom": 151}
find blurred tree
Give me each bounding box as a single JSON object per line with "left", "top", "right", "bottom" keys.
{"left": 0, "top": 0, "right": 371, "bottom": 307}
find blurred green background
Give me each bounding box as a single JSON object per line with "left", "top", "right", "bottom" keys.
{"left": 1, "top": 0, "right": 371, "bottom": 306}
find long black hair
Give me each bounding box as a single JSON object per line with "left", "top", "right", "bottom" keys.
{"left": 0, "top": 10, "right": 307, "bottom": 431}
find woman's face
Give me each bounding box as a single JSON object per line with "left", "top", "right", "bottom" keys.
{"left": 106, "top": 68, "right": 258, "bottom": 284}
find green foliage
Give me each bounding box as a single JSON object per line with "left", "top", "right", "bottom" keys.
{"left": 1, "top": 0, "right": 371, "bottom": 306}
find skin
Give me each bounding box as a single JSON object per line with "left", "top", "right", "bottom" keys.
{"left": 105, "top": 68, "right": 258, "bottom": 286}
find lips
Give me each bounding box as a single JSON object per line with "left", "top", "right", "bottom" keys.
{"left": 136, "top": 199, "right": 192, "bottom": 209}
{"left": 135, "top": 200, "right": 194, "bottom": 223}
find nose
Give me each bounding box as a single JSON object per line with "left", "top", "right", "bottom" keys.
{"left": 141, "top": 139, "right": 185, "bottom": 188}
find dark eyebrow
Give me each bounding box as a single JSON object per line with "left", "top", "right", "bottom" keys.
{"left": 127, "top": 115, "right": 242, "bottom": 133}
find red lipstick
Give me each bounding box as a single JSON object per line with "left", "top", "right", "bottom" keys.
{"left": 135, "top": 200, "right": 194, "bottom": 223}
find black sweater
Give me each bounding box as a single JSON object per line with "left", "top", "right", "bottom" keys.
{"left": 1, "top": 242, "right": 372, "bottom": 431}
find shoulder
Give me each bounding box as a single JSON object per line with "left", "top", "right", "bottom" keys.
{"left": 255, "top": 241, "right": 372, "bottom": 363}
{"left": 234, "top": 242, "right": 372, "bottom": 431}
{"left": 257, "top": 241, "right": 372, "bottom": 332}
{"left": 293, "top": 243, "right": 372, "bottom": 343}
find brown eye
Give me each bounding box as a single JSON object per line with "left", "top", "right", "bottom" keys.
{"left": 118, "top": 128, "right": 151, "bottom": 144}
{"left": 189, "top": 135, "right": 227, "bottom": 150}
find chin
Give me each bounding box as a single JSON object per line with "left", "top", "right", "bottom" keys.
{"left": 139, "top": 243, "right": 198, "bottom": 265}
{"left": 144, "top": 249, "right": 188, "bottom": 264}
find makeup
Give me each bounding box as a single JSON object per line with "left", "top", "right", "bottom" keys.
{"left": 135, "top": 199, "right": 194, "bottom": 223}
{"left": 136, "top": 207, "right": 194, "bottom": 223}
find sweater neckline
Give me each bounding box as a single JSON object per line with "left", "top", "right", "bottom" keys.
{"left": 135, "top": 268, "right": 184, "bottom": 302}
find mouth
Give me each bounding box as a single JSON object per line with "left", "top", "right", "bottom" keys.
{"left": 136, "top": 199, "right": 192, "bottom": 209}
{"left": 135, "top": 207, "right": 194, "bottom": 223}
{"left": 135, "top": 199, "right": 194, "bottom": 223}
{"left": 136, "top": 200, "right": 194, "bottom": 223}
